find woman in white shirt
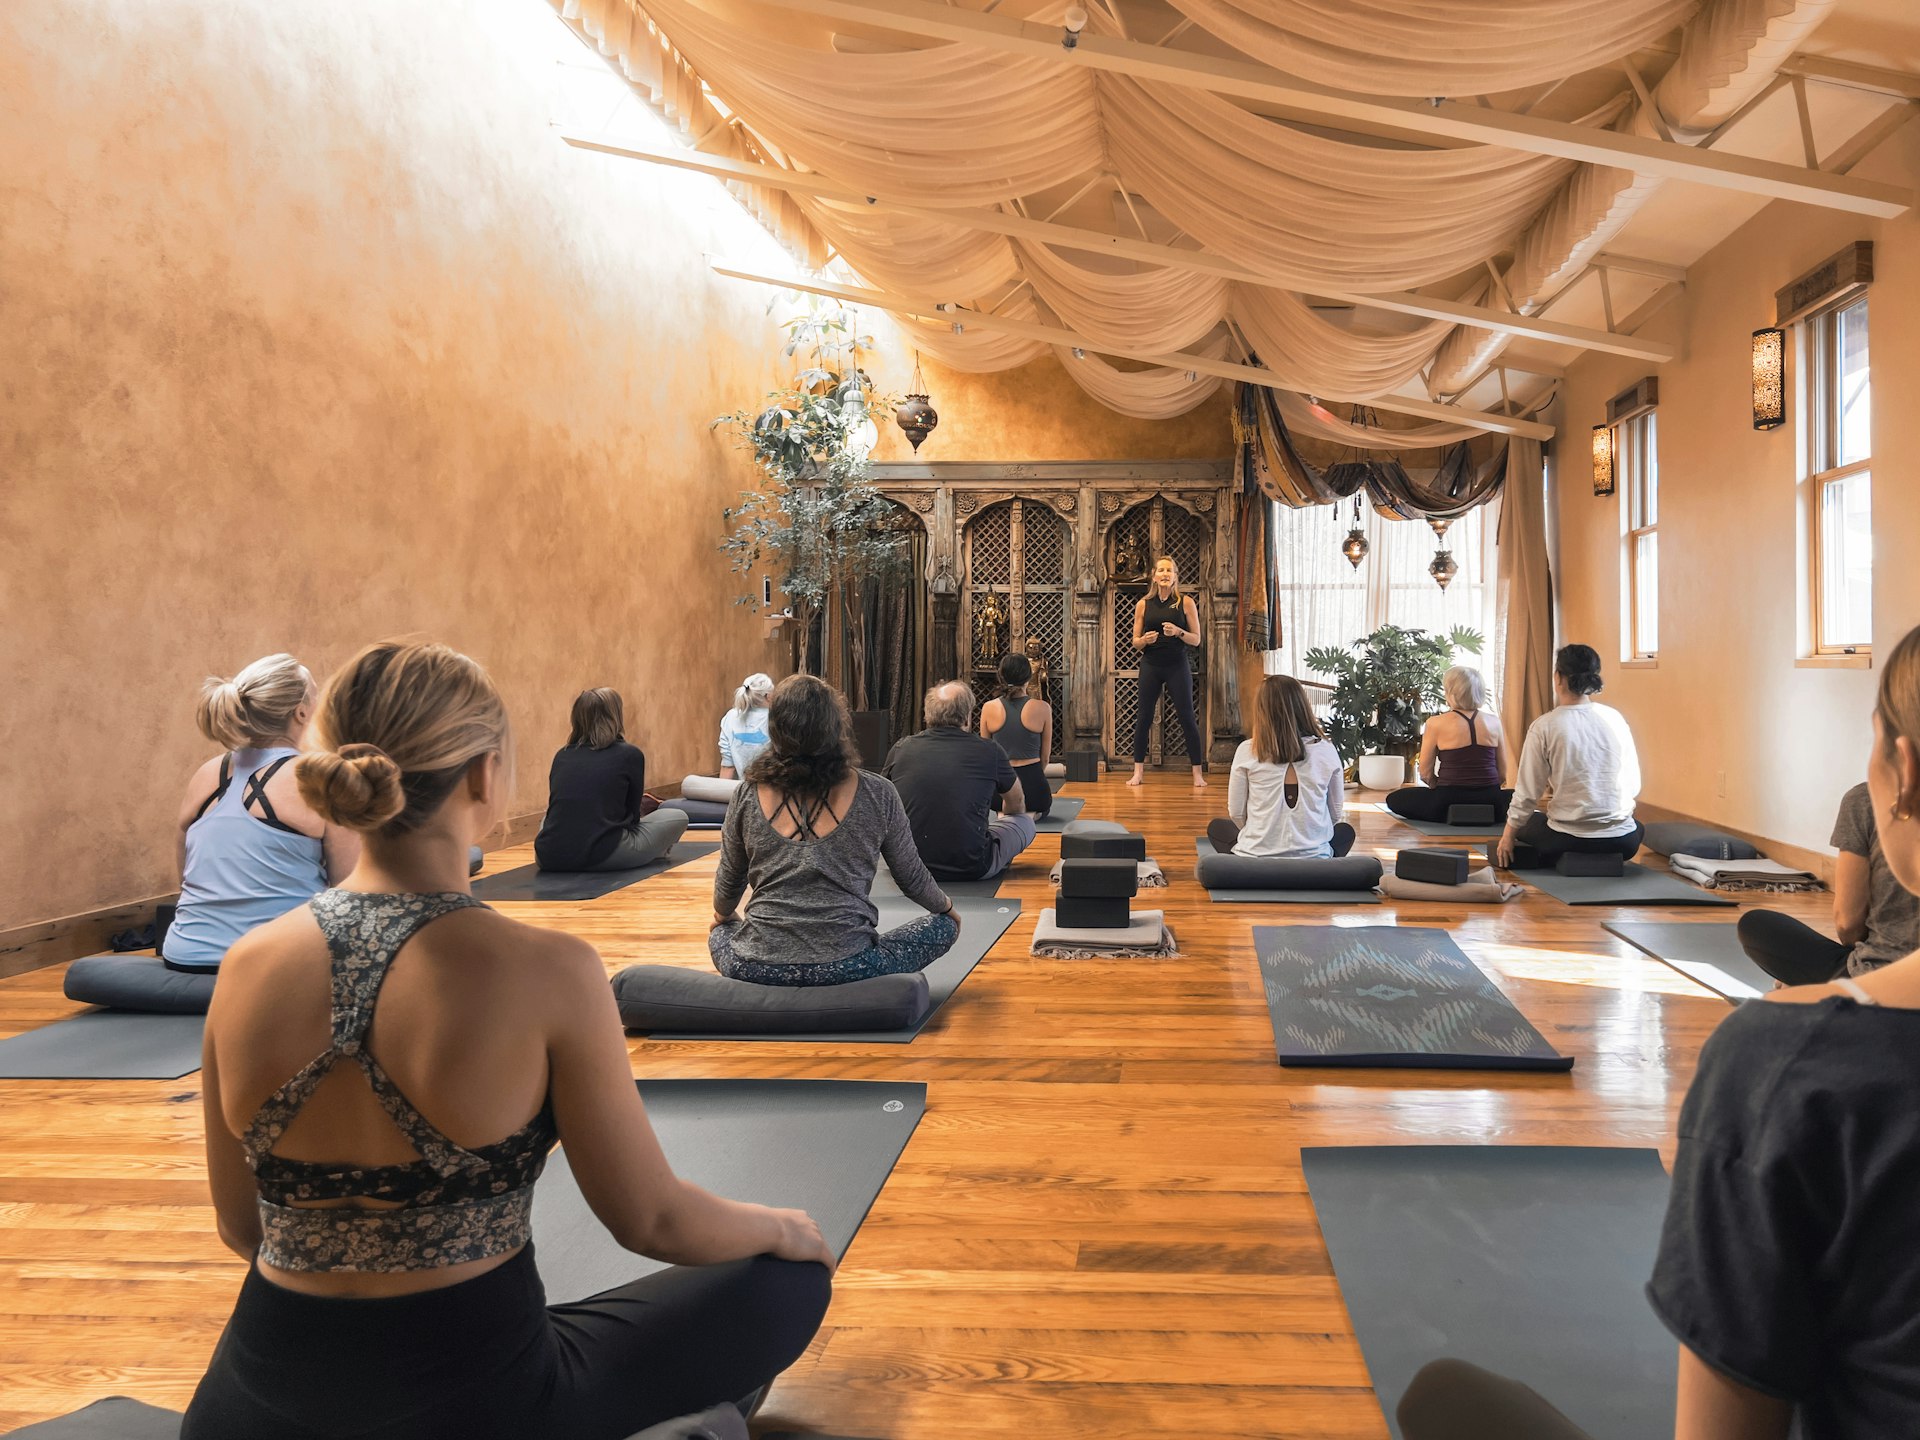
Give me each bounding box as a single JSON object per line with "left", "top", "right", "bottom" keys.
{"left": 1208, "top": 674, "right": 1355, "bottom": 859}
{"left": 718, "top": 673, "right": 774, "bottom": 780}
{"left": 1494, "top": 644, "right": 1644, "bottom": 870}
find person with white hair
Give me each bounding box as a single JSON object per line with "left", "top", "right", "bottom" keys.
{"left": 885, "top": 681, "right": 1036, "bottom": 881}
{"left": 1385, "top": 664, "right": 1513, "bottom": 825}
{"left": 718, "top": 672, "right": 774, "bottom": 779}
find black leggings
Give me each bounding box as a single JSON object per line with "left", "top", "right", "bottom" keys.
{"left": 1208, "top": 817, "right": 1355, "bottom": 857}
{"left": 1132, "top": 660, "right": 1205, "bottom": 765}
{"left": 1384, "top": 786, "right": 1512, "bottom": 823}
{"left": 1507, "top": 812, "right": 1645, "bottom": 870}
{"left": 1013, "top": 762, "right": 1052, "bottom": 819}
{"left": 182, "top": 1244, "right": 830, "bottom": 1440}
{"left": 1397, "top": 1359, "right": 1595, "bottom": 1440}
{"left": 1737, "top": 909, "right": 1851, "bottom": 987}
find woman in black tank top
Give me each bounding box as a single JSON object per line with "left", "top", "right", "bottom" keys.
{"left": 1128, "top": 557, "right": 1208, "bottom": 788}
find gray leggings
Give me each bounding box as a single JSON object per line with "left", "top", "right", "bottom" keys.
{"left": 586, "top": 809, "right": 690, "bottom": 871}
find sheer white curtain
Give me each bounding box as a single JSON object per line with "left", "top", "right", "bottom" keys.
{"left": 1263, "top": 498, "right": 1503, "bottom": 699}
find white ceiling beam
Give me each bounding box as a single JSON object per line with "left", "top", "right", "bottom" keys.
{"left": 1779, "top": 55, "right": 1920, "bottom": 102}
{"left": 743, "top": 0, "right": 1910, "bottom": 217}
{"left": 708, "top": 263, "right": 1556, "bottom": 441}
{"left": 564, "top": 132, "right": 1675, "bottom": 362}
{"left": 1592, "top": 252, "right": 1689, "bottom": 286}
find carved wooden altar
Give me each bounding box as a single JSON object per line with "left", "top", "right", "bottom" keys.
{"left": 867, "top": 460, "right": 1242, "bottom": 766}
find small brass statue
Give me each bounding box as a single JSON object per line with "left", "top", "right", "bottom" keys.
{"left": 976, "top": 591, "right": 1009, "bottom": 665}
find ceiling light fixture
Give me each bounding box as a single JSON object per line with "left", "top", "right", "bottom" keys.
{"left": 1062, "top": 6, "right": 1088, "bottom": 49}
{"left": 894, "top": 352, "right": 939, "bottom": 453}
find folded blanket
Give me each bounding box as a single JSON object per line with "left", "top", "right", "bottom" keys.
{"left": 1668, "top": 853, "right": 1823, "bottom": 892}
{"left": 1049, "top": 857, "right": 1167, "bottom": 888}
{"left": 1378, "top": 869, "right": 1523, "bottom": 904}
{"left": 1030, "top": 908, "right": 1178, "bottom": 958}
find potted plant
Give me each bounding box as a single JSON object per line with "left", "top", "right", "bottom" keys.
{"left": 715, "top": 295, "right": 911, "bottom": 718}
{"left": 1304, "top": 624, "right": 1484, "bottom": 785}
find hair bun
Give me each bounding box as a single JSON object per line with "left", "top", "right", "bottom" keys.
{"left": 297, "top": 742, "right": 406, "bottom": 831}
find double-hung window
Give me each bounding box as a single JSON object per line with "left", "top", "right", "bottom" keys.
{"left": 1619, "top": 412, "right": 1658, "bottom": 659}
{"left": 1807, "top": 297, "right": 1873, "bottom": 654}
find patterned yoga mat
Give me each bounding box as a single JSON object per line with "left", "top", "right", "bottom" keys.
{"left": 1252, "top": 925, "right": 1572, "bottom": 1072}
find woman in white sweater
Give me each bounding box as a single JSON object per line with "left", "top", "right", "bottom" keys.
{"left": 1208, "top": 674, "right": 1355, "bottom": 859}
{"left": 1494, "top": 644, "right": 1644, "bottom": 870}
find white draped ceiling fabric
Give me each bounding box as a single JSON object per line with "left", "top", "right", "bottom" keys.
{"left": 557, "top": 0, "right": 1829, "bottom": 424}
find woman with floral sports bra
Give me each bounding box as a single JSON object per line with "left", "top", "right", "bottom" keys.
{"left": 185, "top": 641, "right": 832, "bottom": 1440}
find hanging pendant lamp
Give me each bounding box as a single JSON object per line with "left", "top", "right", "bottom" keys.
{"left": 1340, "top": 494, "right": 1369, "bottom": 569}
{"left": 894, "top": 352, "right": 939, "bottom": 452}
{"left": 1429, "top": 548, "right": 1459, "bottom": 590}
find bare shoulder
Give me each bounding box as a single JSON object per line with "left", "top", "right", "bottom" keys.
{"left": 410, "top": 907, "right": 611, "bottom": 1015}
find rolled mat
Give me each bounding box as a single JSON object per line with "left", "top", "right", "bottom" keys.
{"left": 1194, "top": 838, "right": 1382, "bottom": 904}
{"left": 1304, "top": 1145, "right": 1673, "bottom": 1440}
{"left": 1603, "top": 922, "right": 1774, "bottom": 1002}
{"left": 1030, "top": 907, "right": 1177, "bottom": 958}
{"left": 531, "top": 1078, "right": 925, "bottom": 1305}
{"left": 470, "top": 842, "right": 718, "bottom": 902}
{"left": 1253, "top": 924, "right": 1570, "bottom": 1071}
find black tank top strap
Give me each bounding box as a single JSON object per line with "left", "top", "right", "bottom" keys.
{"left": 192, "top": 754, "right": 234, "bottom": 823}
{"left": 241, "top": 755, "right": 305, "bottom": 835}
{"left": 1455, "top": 709, "right": 1481, "bottom": 745}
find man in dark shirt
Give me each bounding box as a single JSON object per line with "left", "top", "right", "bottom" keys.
{"left": 884, "top": 681, "right": 1035, "bottom": 880}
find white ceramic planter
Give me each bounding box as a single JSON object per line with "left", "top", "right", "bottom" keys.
{"left": 1356, "top": 754, "right": 1406, "bottom": 791}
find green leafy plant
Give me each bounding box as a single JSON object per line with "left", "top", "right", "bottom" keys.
{"left": 1304, "top": 623, "right": 1484, "bottom": 763}
{"left": 714, "top": 294, "right": 910, "bottom": 709}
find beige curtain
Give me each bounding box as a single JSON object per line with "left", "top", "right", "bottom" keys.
{"left": 1495, "top": 437, "right": 1555, "bottom": 751}
{"left": 1052, "top": 341, "right": 1229, "bottom": 419}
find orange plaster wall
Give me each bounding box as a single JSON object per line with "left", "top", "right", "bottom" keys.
{"left": 0, "top": 0, "right": 1230, "bottom": 931}
{"left": 1547, "top": 124, "right": 1920, "bottom": 856}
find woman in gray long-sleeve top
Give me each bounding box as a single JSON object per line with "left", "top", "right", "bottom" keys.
{"left": 709, "top": 675, "right": 959, "bottom": 987}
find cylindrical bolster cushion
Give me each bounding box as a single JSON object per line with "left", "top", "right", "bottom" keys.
{"left": 678, "top": 775, "right": 744, "bottom": 806}
{"left": 1195, "top": 854, "right": 1383, "bottom": 891}
{"left": 612, "top": 965, "right": 932, "bottom": 1034}
{"left": 1641, "top": 821, "right": 1758, "bottom": 860}
{"left": 659, "top": 796, "right": 729, "bottom": 824}
{"left": 64, "top": 955, "right": 217, "bottom": 1015}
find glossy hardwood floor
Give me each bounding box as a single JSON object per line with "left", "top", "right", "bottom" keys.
{"left": 0, "top": 777, "right": 1829, "bottom": 1437}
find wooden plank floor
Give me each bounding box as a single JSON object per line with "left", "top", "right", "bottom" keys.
{"left": 0, "top": 777, "right": 1824, "bottom": 1436}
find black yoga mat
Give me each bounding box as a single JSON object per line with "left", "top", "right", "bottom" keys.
{"left": 0, "top": 1011, "right": 206, "bottom": 1080}
{"left": 1481, "top": 850, "right": 1735, "bottom": 908}
{"left": 531, "top": 1079, "right": 925, "bottom": 1305}
{"left": 662, "top": 898, "right": 1021, "bottom": 1044}
{"left": 4, "top": 1397, "right": 183, "bottom": 1438}
{"left": 1031, "top": 796, "right": 1085, "bottom": 832}
{"left": 1253, "top": 925, "right": 1571, "bottom": 1071}
{"left": 871, "top": 869, "right": 1004, "bottom": 900}
{"left": 1605, "top": 922, "right": 1773, "bottom": 1001}
{"left": 470, "top": 842, "right": 718, "bottom": 902}
{"left": 1304, "top": 1145, "right": 1674, "bottom": 1440}
{"left": 1194, "top": 838, "right": 1382, "bottom": 905}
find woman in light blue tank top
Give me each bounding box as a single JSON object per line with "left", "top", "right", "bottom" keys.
{"left": 166, "top": 655, "right": 357, "bottom": 971}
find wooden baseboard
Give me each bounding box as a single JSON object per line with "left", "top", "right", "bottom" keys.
{"left": 1635, "top": 799, "right": 1835, "bottom": 884}
{"left": 0, "top": 815, "right": 545, "bottom": 980}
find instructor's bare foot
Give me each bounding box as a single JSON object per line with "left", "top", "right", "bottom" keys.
{"left": 1192, "top": 772, "right": 1209, "bottom": 789}
{"left": 1127, "top": 767, "right": 1145, "bottom": 787}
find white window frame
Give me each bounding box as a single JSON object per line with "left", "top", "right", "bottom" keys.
{"left": 1617, "top": 411, "right": 1658, "bottom": 662}
{"left": 1806, "top": 296, "right": 1872, "bottom": 657}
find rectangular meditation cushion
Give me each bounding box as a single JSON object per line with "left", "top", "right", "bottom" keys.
{"left": 1446, "top": 804, "right": 1499, "bottom": 826}
{"left": 1557, "top": 851, "right": 1626, "bottom": 878}
{"left": 1641, "top": 821, "right": 1760, "bottom": 860}
{"left": 1396, "top": 848, "right": 1470, "bottom": 886}
{"left": 1055, "top": 895, "right": 1132, "bottom": 930}
{"left": 1057, "top": 858, "right": 1140, "bottom": 899}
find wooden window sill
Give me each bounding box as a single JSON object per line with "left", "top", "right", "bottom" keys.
{"left": 1796, "top": 653, "right": 1872, "bottom": 669}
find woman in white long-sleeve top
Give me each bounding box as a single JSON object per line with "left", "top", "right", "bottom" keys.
{"left": 1207, "top": 674, "right": 1355, "bottom": 859}
{"left": 1494, "top": 644, "right": 1644, "bottom": 870}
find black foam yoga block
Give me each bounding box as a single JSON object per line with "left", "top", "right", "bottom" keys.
{"left": 1447, "top": 804, "right": 1499, "bottom": 826}
{"left": 1058, "top": 858, "right": 1140, "bottom": 899}
{"left": 1056, "top": 894, "right": 1132, "bottom": 929}
{"left": 1397, "top": 848, "right": 1470, "bottom": 886}
{"left": 1061, "top": 830, "right": 1147, "bottom": 860}
{"left": 1558, "top": 851, "right": 1626, "bottom": 877}
{"left": 1065, "top": 749, "right": 1102, "bottom": 783}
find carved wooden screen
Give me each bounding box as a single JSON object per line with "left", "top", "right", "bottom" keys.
{"left": 1105, "top": 498, "right": 1210, "bottom": 764}
{"left": 962, "top": 500, "right": 1072, "bottom": 751}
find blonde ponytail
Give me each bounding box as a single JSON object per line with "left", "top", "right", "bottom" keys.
{"left": 195, "top": 653, "right": 312, "bottom": 748}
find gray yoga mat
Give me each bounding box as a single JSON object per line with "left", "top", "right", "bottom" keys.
{"left": 1195, "top": 837, "right": 1382, "bottom": 905}
{"left": 471, "top": 842, "right": 718, "bottom": 902}
{"left": 1606, "top": 922, "right": 1773, "bottom": 1001}
{"left": 1031, "top": 796, "right": 1085, "bottom": 831}
{"left": 1482, "top": 850, "right": 1736, "bottom": 908}
{"left": 662, "top": 897, "right": 1021, "bottom": 1044}
{"left": 871, "top": 868, "right": 1004, "bottom": 900}
{"left": 1304, "top": 1145, "right": 1674, "bottom": 1440}
{"left": 3, "top": 1397, "right": 183, "bottom": 1438}
{"left": 531, "top": 1078, "right": 925, "bottom": 1305}
{"left": 0, "top": 1011, "right": 206, "bottom": 1080}
{"left": 1392, "top": 813, "right": 1507, "bottom": 840}
{"left": 1253, "top": 925, "right": 1571, "bottom": 1071}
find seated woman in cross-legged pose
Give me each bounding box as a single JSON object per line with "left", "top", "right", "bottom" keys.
{"left": 534, "top": 688, "right": 688, "bottom": 872}
{"left": 1494, "top": 645, "right": 1643, "bottom": 870}
{"left": 185, "top": 640, "right": 832, "bottom": 1440}
{"left": 981, "top": 651, "right": 1053, "bottom": 821}
{"left": 1737, "top": 779, "right": 1920, "bottom": 987}
{"left": 1207, "top": 674, "right": 1355, "bottom": 859}
{"left": 1385, "top": 665, "right": 1512, "bottom": 824}
{"left": 718, "top": 672, "right": 774, "bottom": 781}
{"left": 709, "top": 674, "right": 959, "bottom": 988}
{"left": 1401, "top": 622, "right": 1920, "bottom": 1440}
{"left": 166, "top": 653, "right": 359, "bottom": 973}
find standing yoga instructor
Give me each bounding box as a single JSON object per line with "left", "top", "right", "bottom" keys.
{"left": 1128, "top": 556, "right": 1208, "bottom": 789}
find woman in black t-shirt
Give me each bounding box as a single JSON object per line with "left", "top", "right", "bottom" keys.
{"left": 533, "top": 689, "right": 688, "bottom": 871}
{"left": 1401, "top": 625, "right": 1920, "bottom": 1440}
